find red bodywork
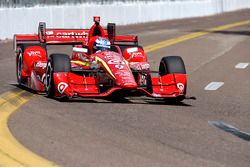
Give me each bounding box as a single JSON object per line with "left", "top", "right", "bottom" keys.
{"left": 14, "top": 17, "right": 187, "bottom": 100}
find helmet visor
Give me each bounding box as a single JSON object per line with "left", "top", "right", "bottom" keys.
{"left": 94, "top": 45, "right": 110, "bottom": 53}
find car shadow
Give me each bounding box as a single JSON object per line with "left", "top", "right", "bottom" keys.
{"left": 11, "top": 83, "right": 37, "bottom": 94}
{"left": 56, "top": 97, "right": 193, "bottom": 107}
{"left": 11, "top": 83, "right": 193, "bottom": 107}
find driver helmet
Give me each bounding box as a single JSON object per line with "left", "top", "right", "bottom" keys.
{"left": 93, "top": 37, "right": 111, "bottom": 53}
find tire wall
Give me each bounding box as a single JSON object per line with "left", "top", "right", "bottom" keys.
{"left": 0, "top": 0, "right": 249, "bottom": 39}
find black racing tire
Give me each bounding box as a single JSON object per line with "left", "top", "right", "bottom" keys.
{"left": 159, "top": 56, "right": 186, "bottom": 76}
{"left": 50, "top": 54, "right": 71, "bottom": 73}
{"left": 45, "top": 54, "right": 71, "bottom": 98}
{"left": 17, "top": 51, "right": 23, "bottom": 85}
{"left": 159, "top": 56, "right": 186, "bottom": 103}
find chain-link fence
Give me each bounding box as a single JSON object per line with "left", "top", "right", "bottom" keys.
{"left": 0, "top": 0, "right": 199, "bottom": 8}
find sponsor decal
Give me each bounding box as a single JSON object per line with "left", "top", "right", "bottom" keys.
{"left": 177, "top": 83, "right": 185, "bottom": 93}
{"left": 104, "top": 55, "right": 114, "bottom": 60}
{"left": 53, "top": 31, "right": 88, "bottom": 39}
{"left": 130, "top": 62, "right": 150, "bottom": 70}
{"left": 141, "top": 63, "right": 150, "bottom": 69}
{"left": 115, "top": 71, "right": 131, "bottom": 77}
{"left": 73, "top": 47, "right": 88, "bottom": 53}
{"left": 46, "top": 30, "right": 54, "bottom": 35}
{"left": 115, "top": 64, "right": 124, "bottom": 69}
{"left": 27, "top": 51, "right": 41, "bottom": 57}
{"left": 107, "top": 59, "right": 125, "bottom": 65}
{"left": 103, "top": 52, "right": 117, "bottom": 60}
{"left": 127, "top": 47, "right": 138, "bottom": 53}
{"left": 139, "top": 75, "right": 147, "bottom": 85}
{"left": 132, "top": 52, "right": 143, "bottom": 58}
{"left": 58, "top": 82, "right": 68, "bottom": 94}
{"left": 107, "top": 58, "right": 127, "bottom": 70}
{"left": 35, "top": 61, "right": 47, "bottom": 69}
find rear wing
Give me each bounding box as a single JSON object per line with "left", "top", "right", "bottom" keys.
{"left": 14, "top": 17, "right": 139, "bottom": 52}
{"left": 14, "top": 23, "right": 90, "bottom": 52}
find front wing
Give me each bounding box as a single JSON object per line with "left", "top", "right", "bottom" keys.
{"left": 52, "top": 72, "right": 186, "bottom": 99}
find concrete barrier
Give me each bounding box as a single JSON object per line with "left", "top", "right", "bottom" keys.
{"left": 0, "top": 0, "right": 249, "bottom": 39}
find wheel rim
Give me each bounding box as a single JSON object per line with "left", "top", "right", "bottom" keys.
{"left": 17, "top": 53, "right": 22, "bottom": 83}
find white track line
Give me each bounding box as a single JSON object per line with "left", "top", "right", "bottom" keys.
{"left": 204, "top": 82, "right": 224, "bottom": 90}
{"left": 235, "top": 63, "right": 249, "bottom": 69}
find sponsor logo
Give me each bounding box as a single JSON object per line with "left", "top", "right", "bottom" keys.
{"left": 46, "top": 30, "right": 54, "bottom": 35}
{"left": 127, "top": 47, "right": 138, "bottom": 53}
{"left": 52, "top": 31, "right": 88, "bottom": 39}
{"left": 141, "top": 63, "right": 150, "bottom": 69}
{"left": 104, "top": 55, "right": 114, "bottom": 60}
{"left": 132, "top": 52, "right": 143, "bottom": 58}
{"left": 27, "top": 51, "right": 41, "bottom": 57}
{"left": 35, "top": 61, "right": 47, "bottom": 69}
{"left": 107, "top": 59, "right": 125, "bottom": 65}
{"left": 115, "top": 64, "right": 124, "bottom": 69}
{"left": 58, "top": 82, "right": 68, "bottom": 94}
{"left": 177, "top": 83, "right": 185, "bottom": 93}
{"left": 130, "top": 62, "right": 150, "bottom": 70}
{"left": 115, "top": 71, "right": 131, "bottom": 77}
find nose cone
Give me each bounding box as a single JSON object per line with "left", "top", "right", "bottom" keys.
{"left": 119, "top": 81, "right": 138, "bottom": 89}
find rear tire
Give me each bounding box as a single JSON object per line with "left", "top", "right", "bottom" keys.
{"left": 45, "top": 54, "right": 71, "bottom": 98}
{"left": 17, "top": 51, "right": 23, "bottom": 85}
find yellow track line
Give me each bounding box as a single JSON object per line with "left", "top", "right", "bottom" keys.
{"left": 144, "top": 19, "right": 250, "bottom": 53}
{"left": 0, "top": 90, "right": 59, "bottom": 167}
{"left": 1, "top": 19, "right": 250, "bottom": 167}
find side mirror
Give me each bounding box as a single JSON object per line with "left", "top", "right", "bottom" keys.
{"left": 107, "top": 23, "right": 116, "bottom": 44}
{"left": 72, "top": 47, "right": 88, "bottom": 53}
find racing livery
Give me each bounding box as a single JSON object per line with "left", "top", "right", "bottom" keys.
{"left": 14, "top": 16, "right": 188, "bottom": 102}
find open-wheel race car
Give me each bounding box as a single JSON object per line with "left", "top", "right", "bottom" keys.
{"left": 14, "top": 16, "right": 189, "bottom": 103}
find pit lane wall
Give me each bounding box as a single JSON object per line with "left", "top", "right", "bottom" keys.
{"left": 0, "top": 0, "right": 250, "bottom": 39}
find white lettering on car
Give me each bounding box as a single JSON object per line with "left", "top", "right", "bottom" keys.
{"left": 35, "top": 61, "right": 47, "bottom": 69}
{"left": 27, "top": 51, "right": 41, "bottom": 57}
{"left": 107, "top": 59, "right": 125, "bottom": 65}
{"left": 132, "top": 52, "right": 143, "bottom": 58}
{"left": 46, "top": 30, "right": 54, "bottom": 35}
{"left": 55, "top": 32, "right": 88, "bottom": 39}
{"left": 115, "top": 64, "right": 124, "bottom": 69}
{"left": 127, "top": 47, "right": 138, "bottom": 53}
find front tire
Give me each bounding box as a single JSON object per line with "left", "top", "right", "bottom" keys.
{"left": 159, "top": 56, "right": 186, "bottom": 103}
{"left": 159, "top": 56, "right": 186, "bottom": 76}
{"left": 45, "top": 54, "right": 71, "bottom": 98}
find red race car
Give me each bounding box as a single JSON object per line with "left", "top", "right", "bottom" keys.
{"left": 14, "top": 16, "right": 188, "bottom": 103}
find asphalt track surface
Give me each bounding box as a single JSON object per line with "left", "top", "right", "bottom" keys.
{"left": 1, "top": 9, "right": 250, "bottom": 167}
